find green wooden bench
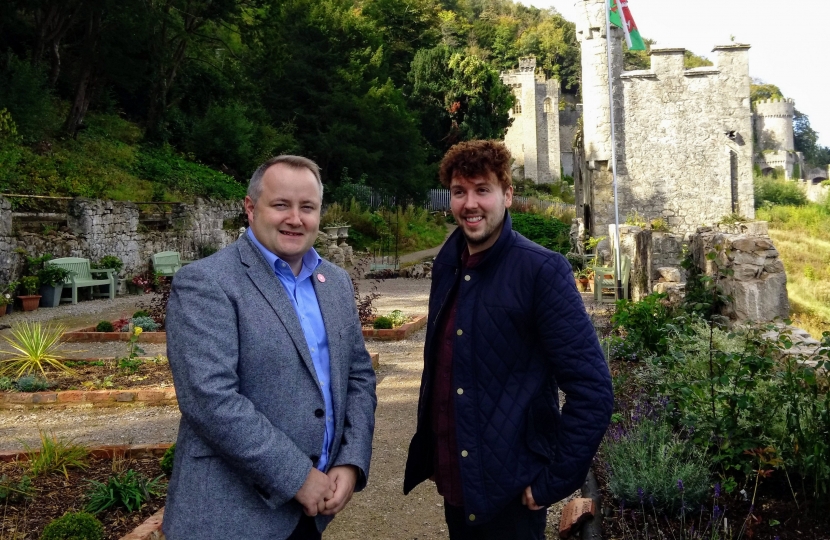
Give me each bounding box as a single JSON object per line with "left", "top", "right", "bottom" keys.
{"left": 593, "top": 254, "right": 631, "bottom": 304}
{"left": 152, "top": 251, "right": 189, "bottom": 276}
{"left": 46, "top": 257, "right": 116, "bottom": 305}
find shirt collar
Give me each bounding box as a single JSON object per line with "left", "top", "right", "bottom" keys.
{"left": 246, "top": 227, "right": 322, "bottom": 279}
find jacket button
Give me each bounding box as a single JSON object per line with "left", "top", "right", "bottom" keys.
{"left": 469, "top": 514, "right": 476, "bottom": 521}
{"left": 464, "top": 275, "right": 471, "bottom": 281}
{"left": 461, "top": 450, "right": 468, "bottom": 457}
{"left": 456, "top": 388, "right": 464, "bottom": 395}
{"left": 456, "top": 329, "right": 463, "bottom": 336}
{"left": 315, "top": 409, "right": 324, "bottom": 417}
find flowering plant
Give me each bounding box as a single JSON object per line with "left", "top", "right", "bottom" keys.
{"left": 131, "top": 274, "right": 153, "bottom": 293}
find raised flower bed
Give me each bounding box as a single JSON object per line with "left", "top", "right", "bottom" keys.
{"left": 362, "top": 314, "right": 427, "bottom": 341}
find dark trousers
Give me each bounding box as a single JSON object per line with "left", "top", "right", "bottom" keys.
{"left": 444, "top": 498, "right": 547, "bottom": 540}
{"left": 286, "top": 515, "right": 321, "bottom": 540}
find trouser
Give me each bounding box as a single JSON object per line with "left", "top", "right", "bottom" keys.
{"left": 444, "top": 497, "right": 548, "bottom": 540}
{"left": 286, "top": 515, "right": 322, "bottom": 540}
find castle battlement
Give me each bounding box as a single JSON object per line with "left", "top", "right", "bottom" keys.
{"left": 755, "top": 98, "right": 795, "bottom": 119}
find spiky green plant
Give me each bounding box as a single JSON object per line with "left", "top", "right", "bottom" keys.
{"left": 25, "top": 431, "right": 89, "bottom": 479}
{"left": 0, "top": 322, "right": 70, "bottom": 378}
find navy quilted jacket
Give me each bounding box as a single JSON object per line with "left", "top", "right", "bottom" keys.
{"left": 403, "top": 212, "right": 613, "bottom": 524}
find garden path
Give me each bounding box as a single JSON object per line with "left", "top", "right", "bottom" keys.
{"left": 398, "top": 224, "right": 456, "bottom": 265}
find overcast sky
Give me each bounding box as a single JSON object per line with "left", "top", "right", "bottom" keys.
{"left": 527, "top": 0, "right": 830, "bottom": 147}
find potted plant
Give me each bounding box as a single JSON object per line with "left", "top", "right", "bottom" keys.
{"left": 1, "top": 281, "right": 18, "bottom": 315}
{"left": 18, "top": 276, "right": 41, "bottom": 311}
{"left": 94, "top": 255, "right": 124, "bottom": 294}
{"left": 37, "top": 265, "right": 72, "bottom": 307}
{"left": 129, "top": 274, "right": 152, "bottom": 295}
{"left": 575, "top": 267, "right": 593, "bottom": 292}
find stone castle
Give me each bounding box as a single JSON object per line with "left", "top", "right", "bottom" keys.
{"left": 500, "top": 0, "right": 826, "bottom": 235}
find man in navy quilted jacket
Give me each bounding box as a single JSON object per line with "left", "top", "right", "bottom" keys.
{"left": 404, "top": 140, "right": 613, "bottom": 539}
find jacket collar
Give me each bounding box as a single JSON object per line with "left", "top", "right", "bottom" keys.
{"left": 436, "top": 210, "right": 514, "bottom": 270}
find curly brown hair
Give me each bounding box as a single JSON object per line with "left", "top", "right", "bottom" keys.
{"left": 439, "top": 140, "right": 513, "bottom": 190}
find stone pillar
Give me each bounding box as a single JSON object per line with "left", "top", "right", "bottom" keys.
{"left": 615, "top": 225, "right": 652, "bottom": 301}
{"left": 0, "top": 196, "right": 14, "bottom": 284}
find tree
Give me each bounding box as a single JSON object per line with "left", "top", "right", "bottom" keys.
{"left": 794, "top": 109, "right": 830, "bottom": 168}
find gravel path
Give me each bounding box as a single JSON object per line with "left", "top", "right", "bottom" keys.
{"left": 0, "top": 278, "right": 600, "bottom": 538}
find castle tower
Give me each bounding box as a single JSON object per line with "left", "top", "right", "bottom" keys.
{"left": 574, "top": 0, "right": 624, "bottom": 235}
{"left": 500, "top": 57, "right": 562, "bottom": 183}
{"left": 754, "top": 98, "right": 802, "bottom": 179}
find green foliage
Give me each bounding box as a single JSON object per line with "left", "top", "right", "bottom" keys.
{"left": 160, "top": 444, "right": 176, "bottom": 476}
{"left": 611, "top": 293, "right": 673, "bottom": 358}
{"left": 754, "top": 175, "right": 807, "bottom": 208}
{"left": 15, "top": 374, "right": 51, "bottom": 392}
{"left": 0, "top": 474, "right": 33, "bottom": 503}
{"left": 388, "top": 310, "right": 407, "bottom": 327}
{"left": 373, "top": 316, "right": 394, "bottom": 330}
{"left": 93, "top": 256, "right": 124, "bottom": 274}
{"left": 0, "top": 55, "right": 59, "bottom": 143}
{"left": 794, "top": 109, "right": 830, "bottom": 168}
{"left": 127, "top": 316, "right": 160, "bottom": 332}
{"left": 95, "top": 321, "right": 115, "bottom": 333}
{"left": 604, "top": 414, "right": 710, "bottom": 514}
{"left": 20, "top": 275, "right": 39, "bottom": 295}
{"left": 37, "top": 265, "right": 72, "bottom": 287}
{"left": 509, "top": 212, "right": 570, "bottom": 255}
{"left": 133, "top": 145, "right": 246, "bottom": 200}
{"left": 132, "top": 310, "right": 150, "bottom": 319}
{"left": 0, "top": 376, "right": 12, "bottom": 391}
{"left": 40, "top": 512, "right": 104, "bottom": 540}
{"left": 0, "top": 322, "right": 69, "bottom": 378}
{"left": 84, "top": 469, "right": 165, "bottom": 515}
{"left": 26, "top": 432, "right": 88, "bottom": 479}
{"left": 750, "top": 82, "right": 784, "bottom": 103}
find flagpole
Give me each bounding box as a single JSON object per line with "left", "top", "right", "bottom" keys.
{"left": 605, "top": 0, "right": 624, "bottom": 300}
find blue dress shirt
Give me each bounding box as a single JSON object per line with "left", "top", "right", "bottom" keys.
{"left": 247, "top": 229, "right": 335, "bottom": 471}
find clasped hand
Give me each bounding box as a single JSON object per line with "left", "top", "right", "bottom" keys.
{"left": 294, "top": 465, "right": 358, "bottom": 517}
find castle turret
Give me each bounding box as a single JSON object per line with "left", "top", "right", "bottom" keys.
{"left": 754, "top": 98, "right": 795, "bottom": 152}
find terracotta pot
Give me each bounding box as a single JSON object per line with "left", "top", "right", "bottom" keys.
{"left": 19, "top": 295, "right": 42, "bottom": 311}
{"left": 0, "top": 305, "right": 6, "bottom": 317}
{"left": 576, "top": 278, "right": 589, "bottom": 292}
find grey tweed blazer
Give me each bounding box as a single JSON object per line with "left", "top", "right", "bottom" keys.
{"left": 162, "top": 235, "right": 377, "bottom": 540}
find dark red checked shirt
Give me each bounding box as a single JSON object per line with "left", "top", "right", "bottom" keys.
{"left": 431, "top": 247, "right": 488, "bottom": 507}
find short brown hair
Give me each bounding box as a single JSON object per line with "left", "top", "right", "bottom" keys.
{"left": 439, "top": 140, "right": 512, "bottom": 190}
{"left": 248, "top": 155, "right": 323, "bottom": 203}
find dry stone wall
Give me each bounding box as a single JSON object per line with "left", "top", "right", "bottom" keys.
{"left": 0, "top": 196, "right": 245, "bottom": 285}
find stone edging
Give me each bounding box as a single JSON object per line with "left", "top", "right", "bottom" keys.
{"left": 63, "top": 326, "right": 166, "bottom": 343}
{"left": 362, "top": 315, "right": 427, "bottom": 341}
{"left": 0, "top": 443, "right": 171, "bottom": 463}
{"left": 0, "top": 387, "right": 176, "bottom": 409}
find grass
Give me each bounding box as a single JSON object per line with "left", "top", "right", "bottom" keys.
{"left": 25, "top": 432, "right": 89, "bottom": 479}
{"left": 757, "top": 202, "right": 830, "bottom": 338}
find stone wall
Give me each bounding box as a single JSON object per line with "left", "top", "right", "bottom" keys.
{"left": 0, "top": 196, "right": 245, "bottom": 285}
{"left": 691, "top": 221, "right": 789, "bottom": 322}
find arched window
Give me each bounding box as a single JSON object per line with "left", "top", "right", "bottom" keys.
{"left": 543, "top": 98, "right": 552, "bottom": 113}
{"left": 513, "top": 92, "right": 522, "bottom": 115}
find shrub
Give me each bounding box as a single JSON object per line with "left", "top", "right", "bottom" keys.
{"left": 122, "top": 316, "right": 159, "bottom": 332}
{"left": 15, "top": 374, "right": 50, "bottom": 392}
{"left": 84, "top": 469, "right": 165, "bottom": 514}
{"left": 373, "top": 316, "right": 393, "bottom": 329}
{"left": 160, "top": 444, "right": 176, "bottom": 476}
{"left": 133, "top": 144, "right": 246, "bottom": 200}
{"left": 37, "top": 265, "right": 72, "bottom": 287}
{"left": 26, "top": 432, "right": 88, "bottom": 478}
{"left": 95, "top": 321, "right": 114, "bottom": 333}
{"left": 388, "top": 310, "right": 407, "bottom": 327}
{"left": 611, "top": 293, "right": 672, "bottom": 358}
{"left": 132, "top": 310, "right": 150, "bottom": 319}
{"left": 41, "top": 512, "right": 104, "bottom": 540}
{"left": 93, "top": 256, "right": 123, "bottom": 274}
{"left": 510, "top": 212, "right": 570, "bottom": 255}
{"left": 0, "top": 322, "right": 69, "bottom": 378}
{"left": 754, "top": 175, "right": 807, "bottom": 207}
{"left": 604, "top": 414, "right": 710, "bottom": 514}
{"left": 0, "top": 376, "right": 13, "bottom": 391}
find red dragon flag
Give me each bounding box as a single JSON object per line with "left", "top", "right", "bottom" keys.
{"left": 609, "top": 0, "right": 646, "bottom": 51}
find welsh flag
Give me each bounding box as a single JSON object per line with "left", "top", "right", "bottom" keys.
{"left": 609, "top": 0, "right": 646, "bottom": 51}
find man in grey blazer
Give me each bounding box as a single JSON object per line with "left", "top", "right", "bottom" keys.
{"left": 163, "top": 155, "right": 377, "bottom": 539}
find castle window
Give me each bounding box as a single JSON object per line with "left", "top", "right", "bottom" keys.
{"left": 513, "top": 92, "right": 522, "bottom": 115}
{"left": 543, "top": 98, "right": 552, "bottom": 113}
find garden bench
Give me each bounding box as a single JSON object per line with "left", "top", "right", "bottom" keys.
{"left": 593, "top": 254, "right": 631, "bottom": 304}
{"left": 46, "top": 257, "right": 116, "bottom": 305}
{"left": 152, "top": 251, "right": 189, "bottom": 276}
